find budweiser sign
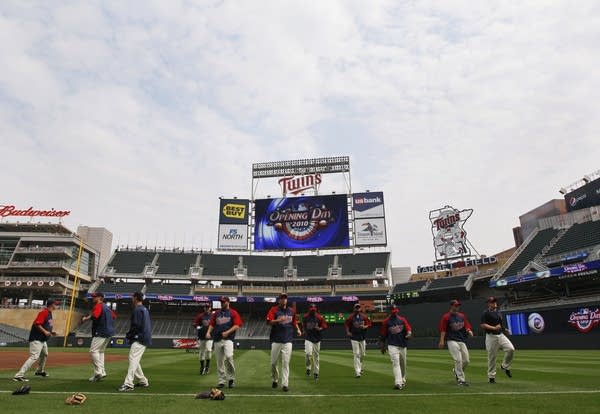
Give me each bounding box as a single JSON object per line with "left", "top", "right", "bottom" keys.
{"left": 0, "top": 205, "right": 71, "bottom": 218}
{"left": 278, "top": 174, "right": 322, "bottom": 195}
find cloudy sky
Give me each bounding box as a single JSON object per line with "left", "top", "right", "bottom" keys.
{"left": 2, "top": 1, "right": 599, "bottom": 271}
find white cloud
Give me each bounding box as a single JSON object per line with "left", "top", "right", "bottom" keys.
{"left": 1, "top": 1, "right": 599, "bottom": 270}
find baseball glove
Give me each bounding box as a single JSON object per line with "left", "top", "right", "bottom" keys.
{"left": 65, "top": 392, "right": 87, "bottom": 405}
{"left": 195, "top": 388, "right": 225, "bottom": 400}
{"left": 12, "top": 386, "right": 31, "bottom": 395}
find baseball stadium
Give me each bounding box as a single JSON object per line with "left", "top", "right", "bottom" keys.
{"left": 1, "top": 157, "right": 600, "bottom": 413}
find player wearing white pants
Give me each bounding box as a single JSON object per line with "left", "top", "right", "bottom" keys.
{"left": 380, "top": 305, "right": 412, "bottom": 389}
{"left": 90, "top": 336, "right": 112, "bottom": 378}
{"left": 198, "top": 339, "right": 213, "bottom": 367}
{"left": 387, "top": 345, "right": 407, "bottom": 386}
{"left": 345, "top": 303, "right": 372, "bottom": 378}
{"left": 124, "top": 341, "right": 149, "bottom": 387}
{"left": 304, "top": 340, "right": 320, "bottom": 376}
{"left": 267, "top": 293, "right": 302, "bottom": 391}
{"left": 15, "top": 341, "right": 48, "bottom": 378}
{"left": 351, "top": 339, "right": 366, "bottom": 376}
{"left": 446, "top": 340, "right": 470, "bottom": 382}
{"left": 302, "top": 304, "right": 328, "bottom": 380}
{"left": 439, "top": 299, "right": 474, "bottom": 386}
{"left": 271, "top": 342, "right": 293, "bottom": 387}
{"left": 118, "top": 292, "right": 152, "bottom": 392}
{"left": 485, "top": 333, "right": 515, "bottom": 379}
{"left": 481, "top": 296, "right": 515, "bottom": 383}
{"left": 213, "top": 339, "right": 235, "bottom": 386}
{"left": 14, "top": 299, "right": 59, "bottom": 381}
{"left": 82, "top": 292, "right": 116, "bottom": 382}
{"left": 206, "top": 296, "right": 242, "bottom": 388}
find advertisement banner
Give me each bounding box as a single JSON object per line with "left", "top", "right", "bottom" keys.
{"left": 172, "top": 338, "right": 198, "bottom": 349}
{"left": 217, "top": 224, "right": 248, "bottom": 250}
{"left": 218, "top": 199, "right": 249, "bottom": 224}
{"left": 352, "top": 192, "right": 385, "bottom": 218}
{"left": 490, "top": 259, "right": 600, "bottom": 287}
{"left": 506, "top": 304, "right": 600, "bottom": 335}
{"left": 564, "top": 177, "right": 600, "bottom": 212}
{"left": 354, "top": 217, "right": 387, "bottom": 246}
{"left": 253, "top": 195, "right": 349, "bottom": 250}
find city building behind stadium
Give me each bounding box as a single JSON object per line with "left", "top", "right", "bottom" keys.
{"left": 1, "top": 158, "right": 600, "bottom": 349}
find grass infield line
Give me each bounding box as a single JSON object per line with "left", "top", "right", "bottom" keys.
{"left": 2, "top": 390, "right": 600, "bottom": 397}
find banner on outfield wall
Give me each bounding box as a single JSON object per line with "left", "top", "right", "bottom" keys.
{"left": 352, "top": 192, "right": 385, "bottom": 218}
{"left": 253, "top": 194, "right": 349, "bottom": 250}
{"left": 218, "top": 199, "right": 249, "bottom": 224}
{"left": 506, "top": 304, "right": 600, "bottom": 335}
{"left": 218, "top": 224, "right": 248, "bottom": 250}
{"left": 354, "top": 217, "right": 387, "bottom": 246}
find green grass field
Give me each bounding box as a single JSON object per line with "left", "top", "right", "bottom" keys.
{"left": 2, "top": 347, "right": 599, "bottom": 413}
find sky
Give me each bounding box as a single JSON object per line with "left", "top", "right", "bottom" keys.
{"left": 1, "top": 1, "right": 599, "bottom": 272}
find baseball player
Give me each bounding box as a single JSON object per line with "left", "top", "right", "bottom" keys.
{"left": 266, "top": 293, "right": 302, "bottom": 392}
{"left": 438, "top": 299, "right": 473, "bottom": 386}
{"left": 82, "top": 292, "right": 116, "bottom": 382}
{"left": 480, "top": 296, "right": 515, "bottom": 383}
{"left": 118, "top": 291, "right": 152, "bottom": 392}
{"left": 206, "top": 296, "right": 242, "bottom": 389}
{"left": 193, "top": 303, "right": 213, "bottom": 375}
{"left": 380, "top": 305, "right": 412, "bottom": 390}
{"left": 13, "top": 299, "right": 60, "bottom": 381}
{"left": 302, "top": 303, "right": 328, "bottom": 381}
{"left": 344, "top": 303, "right": 372, "bottom": 378}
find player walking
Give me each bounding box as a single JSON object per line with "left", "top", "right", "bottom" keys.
{"left": 206, "top": 296, "right": 242, "bottom": 389}
{"left": 118, "top": 292, "right": 152, "bottom": 392}
{"left": 302, "top": 303, "right": 328, "bottom": 381}
{"left": 267, "top": 293, "right": 302, "bottom": 392}
{"left": 438, "top": 299, "right": 473, "bottom": 386}
{"left": 193, "top": 303, "right": 213, "bottom": 375}
{"left": 380, "top": 305, "right": 412, "bottom": 390}
{"left": 481, "top": 297, "right": 515, "bottom": 383}
{"left": 14, "top": 299, "right": 60, "bottom": 381}
{"left": 344, "top": 303, "right": 372, "bottom": 378}
{"left": 82, "top": 292, "right": 116, "bottom": 382}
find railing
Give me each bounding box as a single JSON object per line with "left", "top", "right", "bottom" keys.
{"left": 14, "top": 246, "right": 74, "bottom": 256}
{"left": 492, "top": 228, "right": 540, "bottom": 281}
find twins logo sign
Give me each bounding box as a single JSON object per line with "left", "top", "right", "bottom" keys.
{"left": 429, "top": 205, "right": 473, "bottom": 261}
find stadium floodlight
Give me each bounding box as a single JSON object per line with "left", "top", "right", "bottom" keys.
{"left": 559, "top": 188, "right": 567, "bottom": 195}
{"left": 583, "top": 175, "right": 591, "bottom": 183}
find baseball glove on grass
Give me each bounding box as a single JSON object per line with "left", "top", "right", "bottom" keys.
{"left": 65, "top": 392, "right": 87, "bottom": 405}
{"left": 195, "top": 388, "right": 225, "bottom": 400}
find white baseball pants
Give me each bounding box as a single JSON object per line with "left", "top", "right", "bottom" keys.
{"left": 271, "top": 342, "right": 292, "bottom": 387}
{"left": 446, "top": 340, "right": 470, "bottom": 382}
{"left": 16, "top": 340, "right": 48, "bottom": 377}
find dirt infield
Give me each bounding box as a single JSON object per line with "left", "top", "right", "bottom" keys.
{"left": 0, "top": 350, "right": 127, "bottom": 370}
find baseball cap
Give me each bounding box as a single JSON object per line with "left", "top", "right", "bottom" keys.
{"left": 91, "top": 292, "right": 104, "bottom": 298}
{"left": 220, "top": 296, "right": 230, "bottom": 302}
{"left": 487, "top": 296, "right": 497, "bottom": 303}
{"left": 278, "top": 293, "right": 288, "bottom": 299}
{"left": 353, "top": 303, "right": 361, "bottom": 309}
{"left": 450, "top": 299, "right": 461, "bottom": 307}
{"left": 308, "top": 303, "right": 317, "bottom": 309}
{"left": 46, "top": 299, "right": 61, "bottom": 307}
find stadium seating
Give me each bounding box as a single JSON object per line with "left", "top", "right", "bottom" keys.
{"left": 0, "top": 323, "right": 28, "bottom": 343}
{"left": 200, "top": 254, "right": 238, "bottom": 276}
{"left": 293, "top": 255, "right": 334, "bottom": 278}
{"left": 425, "top": 274, "right": 471, "bottom": 291}
{"left": 500, "top": 228, "right": 560, "bottom": 277}
{"left": 155, "top": 252, "right": 199, "bottom": 275}
{"left": 391, "top": 280, "right": 428, "bottom": 294}
{"left": 243, "top": 255, "right": 286, "bottom": 278}
{"left": 146, "top": 283, "right": 192, "bottom": 295}
{"left": 108, "top": 251, "right": 157, "bottom": 274}
{"left": 544, "top": 220, "right": 600, "bottom": 257}
{"left": 337, "top": 252, "right": 389, "bottom": 275}
{"left": 98, "top": 282, "right": 145, "bottom": 294}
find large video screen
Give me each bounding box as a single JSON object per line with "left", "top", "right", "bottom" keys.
{"left": 253, "top": 195, "right": 349, "bottom": 250}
